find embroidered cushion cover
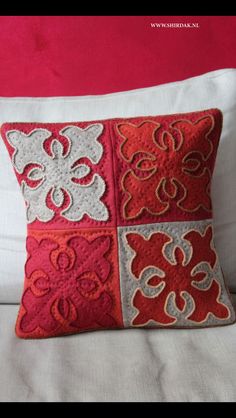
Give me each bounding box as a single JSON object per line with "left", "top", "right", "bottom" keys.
{"left": 1, "top": 108, "right": 235, "bottom": 339}
{"left": 1, "top": 69, "right": 236, "bottom": 305}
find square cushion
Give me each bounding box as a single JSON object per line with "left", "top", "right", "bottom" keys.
{"left": 1, "top": 108, "right": 235, "bottom": 338}
{"left": 0, "top": 68, "right": 236, "bottom": 303}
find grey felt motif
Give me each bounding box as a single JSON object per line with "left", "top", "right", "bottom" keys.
{"left": 118, "top": 219, "right": 235, "bottom": 328}
{"left": 6, "top": 124, "right": 109, "bottom": 223}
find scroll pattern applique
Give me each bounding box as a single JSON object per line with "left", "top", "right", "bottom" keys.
{"left": 119, "top": 222, "right": 230, "bottom": 327}
{"left": 6, "top": 124, "right": 108, "bottom": 223}
{"left": 117, "top": 117, "right": 215, "bottom": 220}
{"left": 17, "top": 232, "right": 121, "bottom": 337}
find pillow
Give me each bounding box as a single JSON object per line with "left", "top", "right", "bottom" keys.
{"left": 1, "top": 108, "right": 235, "bottom": 338}
{"left": 0, "top": 68, "right": 236, "bottom": 303}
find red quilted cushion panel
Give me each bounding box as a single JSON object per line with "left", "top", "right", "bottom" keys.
{"left": 1, "top": 108, "right": 235, "bottom": 338}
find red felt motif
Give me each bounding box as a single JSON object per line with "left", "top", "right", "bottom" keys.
{"left": 126, "top": 226, "right": 230, "bottom": 326}
{"left": 114, "top": 109, "right": 222, "bottom": 226}
{"left": 16, "top": 229, "right": 123, "bottom": 338}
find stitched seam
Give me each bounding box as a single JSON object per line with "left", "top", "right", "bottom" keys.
{"left": 109, "top": 120, "right": 124, "bottom": 327}
{"left": 27, "top": 218, "right": 214, "bottom": 233}
{"left": 27, "top": 225, "right": 116, "bottom": 231}
{"left": 109, "top": 122, "right": 118, "bottom": 233}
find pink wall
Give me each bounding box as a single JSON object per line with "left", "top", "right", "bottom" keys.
{"left": 0, "top": 15, "right": 235, "bottom": 96}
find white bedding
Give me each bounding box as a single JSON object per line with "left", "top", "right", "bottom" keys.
{"left": 0, "top": 298, "right": 236, "bottom": 402}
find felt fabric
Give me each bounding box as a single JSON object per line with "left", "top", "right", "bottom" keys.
{"left": 1, "top": 109, "right": 235, "bottom": 338}
{"left": 114, "top": 112, "right": 221, "bottom": 225}
{"left": 3, "top": 123, "right": 112, "bottom": 225}
{"left": 0, "top": 16, "right": 235, "bottom": 97}
{"left": 118, "top": 220, "right": 234, "bottom": 328}
{"left": 0, "top": 69, "right": 236, "bottom": 305}
{"left": 16, "top": 229, "right": 123, "bottom": 338}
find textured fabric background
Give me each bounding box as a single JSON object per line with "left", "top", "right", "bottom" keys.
{"left": 0, "top": 16, "right": 235, "bottom": 96}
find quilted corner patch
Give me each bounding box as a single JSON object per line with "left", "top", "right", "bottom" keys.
{"left": 15, "top": 228, "right": 123, "bottom": 338}
{"left": 112, "top": 110, "right": 222, "bottom": 226}
{"left": 118, "top": 220, "right": 235, "bottom": 328}
{"left": 1, "top": 122, "right": 115, "bottom": 229}
{"left": 1, "top": 108, "right": 235, "bottom": 339}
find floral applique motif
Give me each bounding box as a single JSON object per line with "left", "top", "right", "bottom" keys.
{"left": 117, "top": 117, "right": 215, "bottom": 220}
{"left": 6, "top": 124, "right": 108, "bottom": 223}
{"left": 17, "top": 233, "right": 120, "bottom": 337}
{"left": 125, "top": 225, "right": 230, "bottom": 326}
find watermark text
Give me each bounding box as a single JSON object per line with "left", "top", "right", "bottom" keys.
{"left": 150, "top": 22, "right": 200, "bottom": 29}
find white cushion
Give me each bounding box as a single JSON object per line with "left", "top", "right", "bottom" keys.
{"left": 0, "top": 68, "right": 236, "bottom": 302}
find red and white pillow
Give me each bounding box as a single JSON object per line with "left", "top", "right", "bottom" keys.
{"left": 0, "top": 69, "right": 235, "bottom": 309}
{"left": 1, "top": 108, "right": 235, "bottom": 338}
